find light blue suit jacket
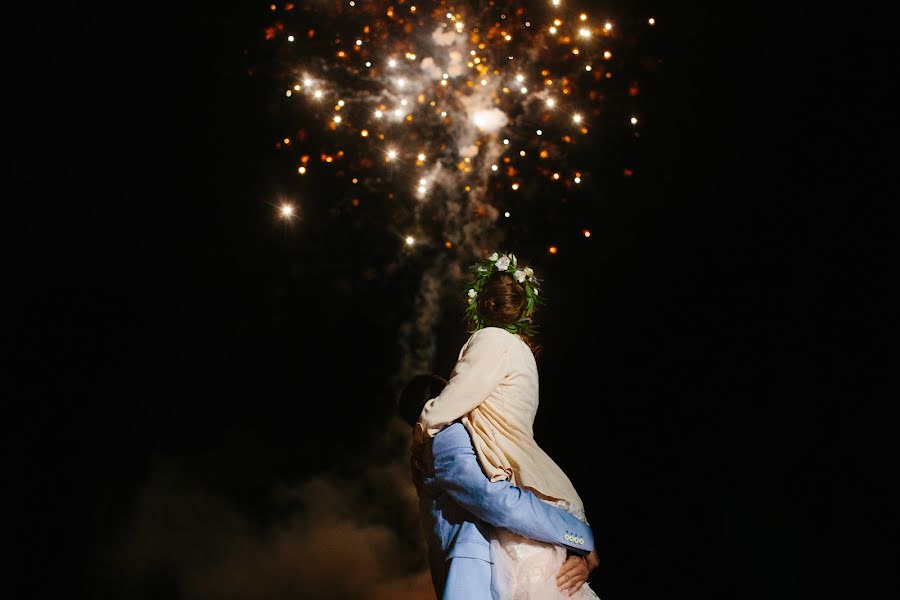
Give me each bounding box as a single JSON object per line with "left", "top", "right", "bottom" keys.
{"left": 419, "top": 422, "right": 594, "bottom": 600}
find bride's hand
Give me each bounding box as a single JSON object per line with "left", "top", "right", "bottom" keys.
{"left": 556, "top": 554, "right": 590, "bottom": 595}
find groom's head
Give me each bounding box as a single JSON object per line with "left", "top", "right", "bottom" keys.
{"left": 398, "top": 373, "right": 447, "bottom": 427}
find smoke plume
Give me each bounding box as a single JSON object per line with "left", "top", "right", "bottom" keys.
{"left": 104, "top": 418, "right": 435, "bottom": 600}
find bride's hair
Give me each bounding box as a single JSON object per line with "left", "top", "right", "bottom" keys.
{"left": 473, "top": 272, "right": 542, "bottom": 356}
{"left": 476, "top": 271, "right": 526, "bottom": 325}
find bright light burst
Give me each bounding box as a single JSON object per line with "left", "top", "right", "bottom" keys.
{"left": 279, "top": 203, "right": 296, "bottom": 219}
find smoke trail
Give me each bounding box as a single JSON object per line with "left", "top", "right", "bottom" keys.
{"left": 393, "top": 23, "right": 512, "bottom": 394}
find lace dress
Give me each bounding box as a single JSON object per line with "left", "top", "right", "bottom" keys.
{"left": 490, "top": 500, "right": 600, "bottom": 600}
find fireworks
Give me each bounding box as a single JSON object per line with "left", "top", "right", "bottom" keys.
{"left": 279, "top": 203, "right": 297, "bottom": 219}
{"left": 261, "top": 1, "right": 656, "bottom": 256}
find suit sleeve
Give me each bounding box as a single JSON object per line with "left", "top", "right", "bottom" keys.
{"left": 432, "top": 423, "right": 594, "bottom": 555}
{"left": 417, "top": 328, "right": 511, "bottom": 438}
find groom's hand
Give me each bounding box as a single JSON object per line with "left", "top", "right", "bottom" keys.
{"left": 585, "top": 549, "right": 600, "bottom": 572}
{"left": 556, "top": 554, "right": 590, "bottom": 595}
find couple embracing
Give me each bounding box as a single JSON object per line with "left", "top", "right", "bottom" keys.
{"left": 399, "top": 251, "right": 601, "bottom": 599}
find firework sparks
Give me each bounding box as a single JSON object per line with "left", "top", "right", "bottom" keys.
{"left": 266, "top": 1, "right": 653, "bottom": 250}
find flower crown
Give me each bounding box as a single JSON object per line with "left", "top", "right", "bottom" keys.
{"left": 463, "top": 251, "right": 545, "bottom": 337}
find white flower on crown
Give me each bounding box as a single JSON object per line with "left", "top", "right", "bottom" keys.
{"left": 514, "top": 269, "right": 526, "bottom": 283}
{"left": 468, "top": 288, "right": 477, "bottom": 299}
{"left": 489, "top": 252, "right": 499, "bottom": 261}
{"left": 534, "top": 287, "right": 539, "bottom": 296}
{"left": 496, "top": 255, "right": 511, "bottom": 271}
{"left": 510, "top": 254, "right": 517, "bottom": 267}
{"left": 523, "top": 266, "right": 534, "bottom": 280}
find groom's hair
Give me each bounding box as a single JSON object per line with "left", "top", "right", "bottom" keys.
{"left": 397, "top": 373, "right": 447, "bottom": 427}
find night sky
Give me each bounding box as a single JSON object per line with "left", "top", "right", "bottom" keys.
{"left": 9, "top": 2, "right": 892, "bottom": 599}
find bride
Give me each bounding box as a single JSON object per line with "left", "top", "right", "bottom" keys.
{"left": 415, "top": 251, "right": 601, "bottom": 599}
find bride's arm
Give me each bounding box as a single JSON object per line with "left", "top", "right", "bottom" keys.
{"left": 432, "top": 422, "right": 595, "bottom": 555}
{"left": 416, "top": 327, "right": 511, "bottom": 437}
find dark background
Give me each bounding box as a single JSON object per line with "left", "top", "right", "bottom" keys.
{"left": 8, "top": 2, "right": 892, "bottom": 599}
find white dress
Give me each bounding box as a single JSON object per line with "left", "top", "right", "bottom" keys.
{"left": 490, "top": 500, "right": 600, "bottom": 599}
{"left": 417, "top": 327, "right": 600, "bottom": 599}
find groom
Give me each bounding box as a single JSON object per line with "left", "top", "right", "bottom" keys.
{"left": 399, "top": 374, "right": 599, "bottom": 599}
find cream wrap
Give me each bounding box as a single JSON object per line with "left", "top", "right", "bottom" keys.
{"left": 415, "top": 326, "right": 583, "bottom": 510}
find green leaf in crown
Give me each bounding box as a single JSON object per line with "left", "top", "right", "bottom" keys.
{"left": 463, "top": 251, "right": 545, "bottom": 336}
